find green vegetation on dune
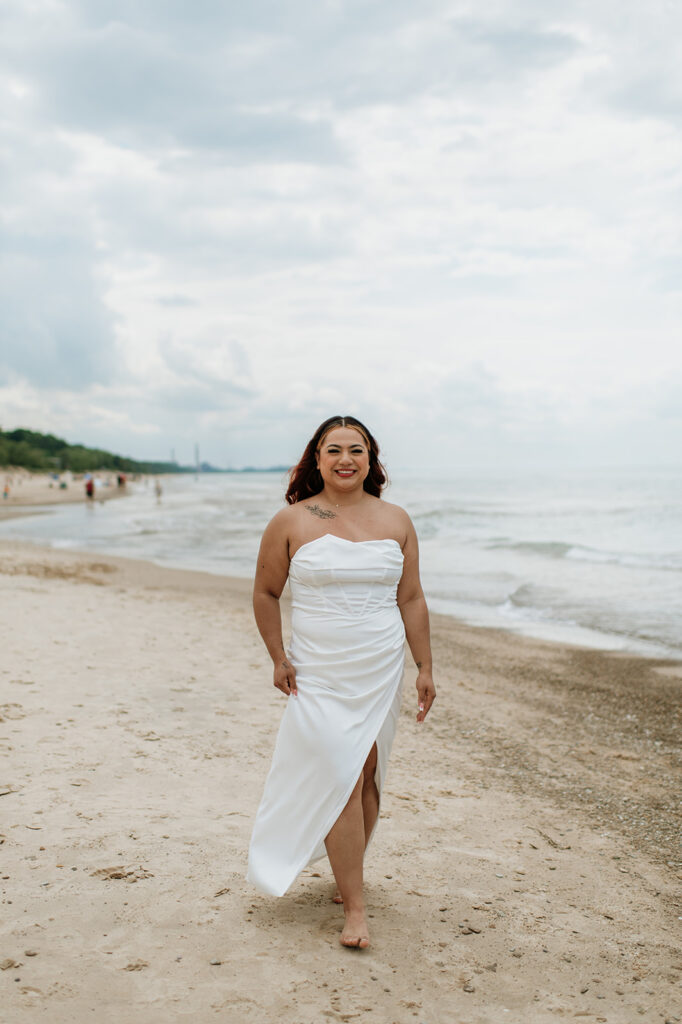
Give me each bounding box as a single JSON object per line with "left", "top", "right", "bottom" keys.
{"left": 0, "top": 428, "right": 190, "bottom": 474}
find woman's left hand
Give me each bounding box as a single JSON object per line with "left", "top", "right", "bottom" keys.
{"left": 416, "top": 670, "right": 436, "bottom": 723}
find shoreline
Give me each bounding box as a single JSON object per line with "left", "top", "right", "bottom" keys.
{"left": 1, "top": 538, "right": 680, "bottom": 1021}
{"left": 2, "top": 508, "right": 680, "bottom": 662}
{"left": 0, "top": 470, "right": 135, "bottom": 520}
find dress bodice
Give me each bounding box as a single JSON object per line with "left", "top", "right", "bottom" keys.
{"left": 288, "top": 534, "right": 404, "bottom": 619}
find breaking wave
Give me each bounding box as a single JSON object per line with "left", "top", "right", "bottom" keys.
{"left": 487, "top": 539, "right": 682, "bottom": 571}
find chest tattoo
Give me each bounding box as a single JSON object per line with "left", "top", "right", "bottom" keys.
{"left": 305, "top": 504, "right": 337, "bottom": 520}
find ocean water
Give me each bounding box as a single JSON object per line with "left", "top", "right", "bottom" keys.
{"left": 1, "top": 467, "right": 680, "bottom": 660}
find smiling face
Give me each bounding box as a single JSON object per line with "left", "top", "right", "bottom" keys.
{"left": 316, "top": 426, "right": 370, "bottom": 493}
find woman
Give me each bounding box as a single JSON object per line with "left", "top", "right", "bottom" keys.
{"left": 247, "top": 415, "right": 435, "bottom": 949}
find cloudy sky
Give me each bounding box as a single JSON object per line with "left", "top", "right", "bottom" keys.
{"left": 1, "top": 0, "right": 680, "bottom": 471}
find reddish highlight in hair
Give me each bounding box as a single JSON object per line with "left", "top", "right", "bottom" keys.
{"left": 285, "top": 415, "right": 388, "bottom": 505}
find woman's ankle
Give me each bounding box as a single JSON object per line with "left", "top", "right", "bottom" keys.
{"left": 343, "top": 897, "right": 366, "bottom": 916}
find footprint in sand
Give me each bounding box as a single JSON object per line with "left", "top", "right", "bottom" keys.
{"left": 122, "top": 959, "right": 149, "bottom": 971}
{"left": 0, "top": 703, "right": 25, "bottom": 721}
{"left": 91, "top": 865, "right": 154, "bottom": 882}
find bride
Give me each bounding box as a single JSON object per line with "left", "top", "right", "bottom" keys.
{"left": 246, "top": 415, "right": 436, "bottom": 949}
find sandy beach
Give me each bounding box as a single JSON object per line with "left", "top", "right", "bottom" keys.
{"left": 0, "top": 538, "right": 680, "bottom": 1024}
{"left": 0, "top": 472, "right": 134, "bottom": 521}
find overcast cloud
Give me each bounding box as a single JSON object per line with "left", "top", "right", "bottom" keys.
{"left": 1, "top": 0, "right": 680, "bottom": 470}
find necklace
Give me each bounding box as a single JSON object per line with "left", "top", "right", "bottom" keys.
{"left": 331, "top": 493, "right": 365, "bottom": 509}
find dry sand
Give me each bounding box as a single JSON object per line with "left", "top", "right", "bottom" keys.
{"left": 0, "top": 539, "right": 680, "bottom": 1024}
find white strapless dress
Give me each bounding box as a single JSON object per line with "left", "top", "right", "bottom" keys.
{"left": 246, "top": 534, "right": 406, "bottom": 897}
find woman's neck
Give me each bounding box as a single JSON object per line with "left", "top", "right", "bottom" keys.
{"left": 319, "top": 485, "right": 366, "bottom": 509}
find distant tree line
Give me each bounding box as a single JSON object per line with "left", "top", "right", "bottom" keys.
{"left": 0, "top": 428, "right": 190, "bottom": 474}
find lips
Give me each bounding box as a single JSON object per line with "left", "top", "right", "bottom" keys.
{"left": 335, "top": 469, "right": 356, "bottom": 477}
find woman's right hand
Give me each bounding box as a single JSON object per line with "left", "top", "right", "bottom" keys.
{"left": 273, "top": 656, "right": 298, "bottom": 698}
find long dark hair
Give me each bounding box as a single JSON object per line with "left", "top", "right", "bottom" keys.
{"left": 286, "top": 415, "right": 387, "bottom": 505}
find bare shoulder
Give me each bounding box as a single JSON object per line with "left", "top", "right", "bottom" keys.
{"left": 376, "top": 498, "right": 415, "bottom": 543}
{"left": 287, "top": 499, "right": 328, "bottom": 524}
{"left": 262, "top": 504, "right": 298, "bottom": 540}
{"left": 379, "top": 498, "right": 413, "bottom": 527}
{"left": 266, "top": 500, "right": 327, "bottom": 546}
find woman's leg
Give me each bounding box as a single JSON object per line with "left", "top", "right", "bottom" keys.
{"left": 361, "top": 742, "right": 379, "bottom": 843}
{"left": 333, "top": 743, "right": 379, "bottom": 904}
{"left": 325, "top": 745, "right": 378, "bottom": 947}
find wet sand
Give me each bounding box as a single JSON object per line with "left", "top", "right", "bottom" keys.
{"left": 0, "top": 540, "right": 680, "bottom": 1023}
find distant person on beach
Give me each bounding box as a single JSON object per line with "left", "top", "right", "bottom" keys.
{"left": 247, "top": 415, "right": 435, "bottom": 949}
{"left": 85, "top": 476, "right": 94, "bottom": 500}
{"left": 3, "top": 479, "right": 9, "bottom": 500}
{"left": 154, "top": 479, "right": 163, "bottom": 504}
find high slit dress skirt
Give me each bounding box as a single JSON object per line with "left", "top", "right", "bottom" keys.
{"left": 246, "top": 534, "right": 406, "bottom": 897}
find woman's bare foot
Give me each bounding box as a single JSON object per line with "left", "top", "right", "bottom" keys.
{"left": 340, "top": 907, "right": 370, "bottom": 949}
{"left": 332, "top": 888, "right": 343, "bottom": 904}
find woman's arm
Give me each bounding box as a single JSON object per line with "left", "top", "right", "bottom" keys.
{"left": 396, "top": 516, "right": 436, "bottom": 722}
{"left": 253, "top": 510, "right": 298, "bottom": 697}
